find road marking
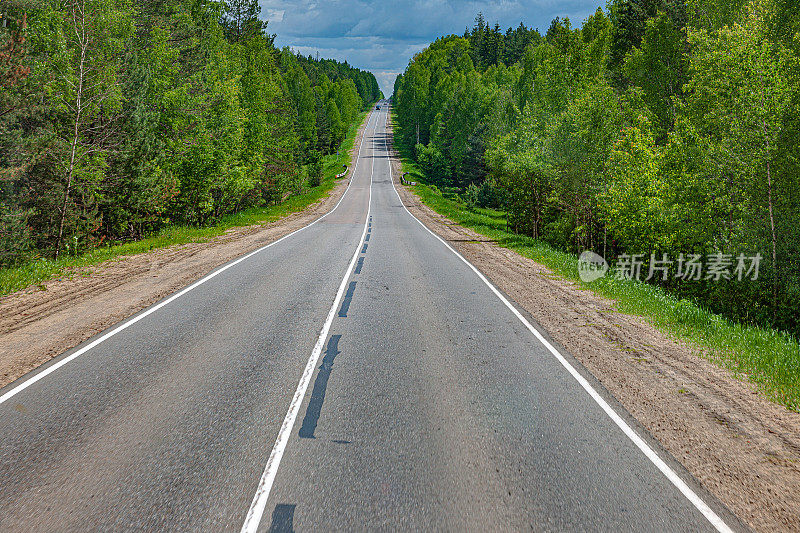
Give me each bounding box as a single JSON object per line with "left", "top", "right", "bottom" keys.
{"left": 337, "top": 281, "right": 357, "bottom": 318}
{"left": 382, "top": 112, "right": 734, "bottom": 533}
{"left": 239, "top": 115, "right": 375, "bottom": 533}
{"left": 298, "top": 335, "right": 342, "bottom": 439}
{"left": 0, "top": 110, "right": 379, "bottom": 407}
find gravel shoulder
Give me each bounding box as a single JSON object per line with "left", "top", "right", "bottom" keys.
{"left": 387, "top": 133, "right": 800, "bottom": 533}
{"left": 0, "top": 118, "right": 370, "bottom": 391}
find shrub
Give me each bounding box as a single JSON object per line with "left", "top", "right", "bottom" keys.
{"left": 307, "top": 150, "right": 323, "bottom": 187}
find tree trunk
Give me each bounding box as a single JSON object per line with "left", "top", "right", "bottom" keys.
{"left": 760, "top": 110, "right": 778, "bottom": 322}
{"left": 55, "top": 1, "right": 87, "bottom": 260}
{"left": 766, "top": 157, "right": 778, "bottom": 321}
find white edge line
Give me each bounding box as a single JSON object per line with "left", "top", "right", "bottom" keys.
{"left": 382, "top": 111, "right": 734, "bottom": 533}
{"left": 239, "top": 112, "right": 376, "bottom": 533}
{"left": 0, "top": 111, "right": 378, "bottom": 407}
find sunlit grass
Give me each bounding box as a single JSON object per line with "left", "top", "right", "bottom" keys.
{"left": 396, "top": 137, "right": 800, "bottom": 411}
{"left": 0, "top": 112, "right": 369, "bottom": 297}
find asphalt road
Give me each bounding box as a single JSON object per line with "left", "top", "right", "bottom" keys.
{"left": 0, "top": 105, "right": 739, "bottom": 532}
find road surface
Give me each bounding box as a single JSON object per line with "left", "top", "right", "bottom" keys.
{"left": 0, "top": 106, "right": 738, "bottom": 531}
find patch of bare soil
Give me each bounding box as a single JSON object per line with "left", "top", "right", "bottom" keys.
{"left": 0, "top": 117, "right": 370, "bottom": 391}
{"left": 388, "top": 131, "right": 800, "bottom": 532}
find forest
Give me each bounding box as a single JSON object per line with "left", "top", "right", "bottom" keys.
{"left": 0, "top": 0, "right": 381, "bottom": 265}
{"left": 393, "top": 0, "right": 800, "bottom": 336}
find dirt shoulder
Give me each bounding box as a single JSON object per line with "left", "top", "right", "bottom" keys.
{"left": 0, "top": 116, "right": 370, "bottom": 391}
{"left": 388, "top": 136, "right": 800, "bottom": 532}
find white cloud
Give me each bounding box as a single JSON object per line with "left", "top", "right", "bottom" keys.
{"left": 260, "top": 0, "right": 603, "bottom": 95}
{"left": 266, "top": 9, "right": 285, "bottom": 22}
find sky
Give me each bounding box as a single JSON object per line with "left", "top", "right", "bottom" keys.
{"left": 259, "top": 1, "right": 605, "bottom": 96}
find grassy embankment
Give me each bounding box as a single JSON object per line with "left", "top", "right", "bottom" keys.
{"left": 391, "top": 114, "right": 800, "bottom": 411}
{"left": 0, "top": 111, "right": 370, "bottom": 297}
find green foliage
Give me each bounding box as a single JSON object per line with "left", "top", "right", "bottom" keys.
{"left": 601, "top": 117, "right": 672, "bottom": 252}
{"left": 0, "top": 205, "right": 34, "bottom": 266}
{"left": 462, "top": 178, "right": 504, "bottom": 209}
{"left": 623, "top": 11, "right": 686, "bottom": 134}
{"left": 307, "top": 150, "right": 323, "bottom": 187}
{"left": 393, "top": 0, "right": 800, "bottom": 337}
{"left": 0, "top": 0, "right": 379, "bottom": 270}
{"left": 608, "top": 0, "right": 686, "bottom": 81}
{"left": 685, "top": 0, "right": 797, "bottom": 328}
{"left": 278, "top": 48, "right": 380, "bottom": 159}
{"left": 220, "top": 0, "right": 268, "bottom": 43}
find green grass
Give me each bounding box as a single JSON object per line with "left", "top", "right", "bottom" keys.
{"left": 0, "top": 112, "right": 369, "bottom": 297}
{"left": 393, "top": 124, "right": 800, "bottom": 411}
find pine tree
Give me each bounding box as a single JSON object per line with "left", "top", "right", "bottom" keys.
{"left": 221, "top": 0, "right": 266, "bottom": 42}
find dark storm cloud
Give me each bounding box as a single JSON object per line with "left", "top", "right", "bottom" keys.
{"left": 260, "top": 0, "right": 604, "bottom": 95}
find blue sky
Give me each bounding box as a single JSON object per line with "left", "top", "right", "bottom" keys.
{"left": 259, "top": 1, "right": 605, "bottom": 96}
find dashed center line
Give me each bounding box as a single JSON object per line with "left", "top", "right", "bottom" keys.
{"left": 239, "top": 112, "right": 376, "bottom": 533}
{"left": 337, "top": 282, "right": 357, "bottom": 318}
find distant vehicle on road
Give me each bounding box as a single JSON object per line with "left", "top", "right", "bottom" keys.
{"left": 376, "top": 105, "right": 381, "bottom": 110}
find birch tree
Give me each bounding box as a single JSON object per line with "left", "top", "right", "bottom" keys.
{"left": 47, "top": 0, "right": 132, "bottom": 258}
{"left": 686, "top": 0, "right": 794, "bottom": 317}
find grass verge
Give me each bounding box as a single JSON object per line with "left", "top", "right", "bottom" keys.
{"left": 0, "top": 111, "right": 369, "bottom": 297}
{"left": 393, "top": 119, "right": 800, "bottom": 411}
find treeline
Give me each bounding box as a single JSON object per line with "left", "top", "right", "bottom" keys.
{"left": 0, "top": 0, "right": 381, "bottom": 264}
{"left": 280, "top": 50, "right": 381, "bottom": 159}
{"left": 394, "top": 0, "right": 800, "bottom": 336}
